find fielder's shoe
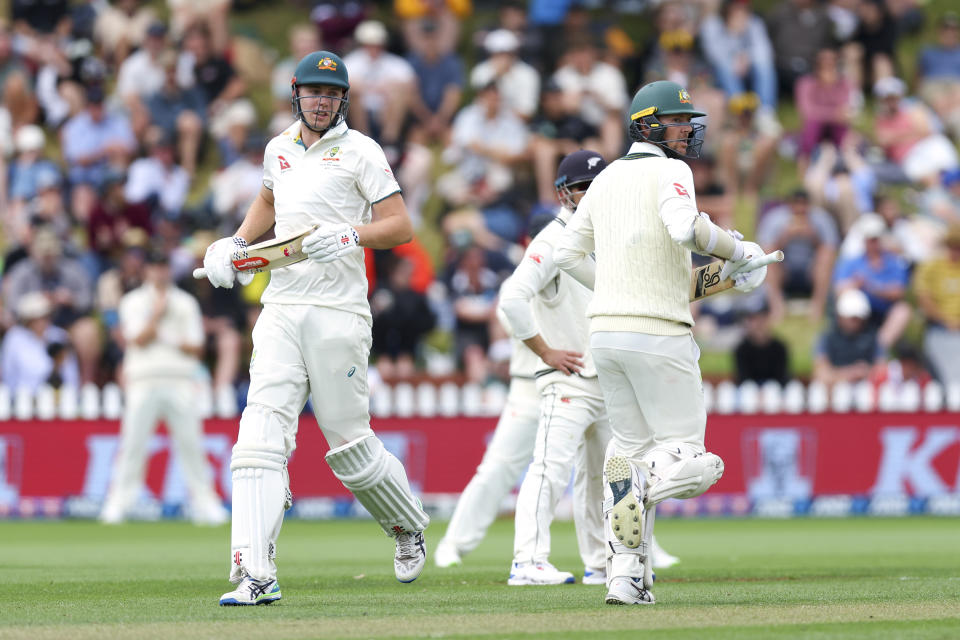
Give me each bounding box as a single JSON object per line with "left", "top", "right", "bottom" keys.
{"left": 605, "top": 576, "right": 654, "bottom": 605}
{"left": 434, "top": 539, "right": 462, "bottom": 568}
{"left": 219, "top": 576, "right": 281, "bottom": 606}
{"left": 651, "top": 535, "right": 679, "bottom": 569}
{"left": 605, "top": 456, "right": 644, "bottom": 549}
{"left": 395, "top": 531, "right": 427, "bottom": 583}
{"left": 508, "top": 561, "right": 575, "bottom": 585}
{"left": 582, "top": 567, "right": 607, "bottom": 585}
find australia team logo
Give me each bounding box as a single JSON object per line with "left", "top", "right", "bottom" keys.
{"left": 322, "top": 146, "right": 341, "bottom": 162}
{"left": 317, "top": 57, "right": 338, "bottom": 71}
{"left": 678, "top": 89, "right": 692, "bottom": 104}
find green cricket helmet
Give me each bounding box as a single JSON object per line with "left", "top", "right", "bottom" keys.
{"left": 627, "top": 80, "right": 706, "bottom": 159}
{"left": 291, "top": 50, "right": 350, "bottom": 134}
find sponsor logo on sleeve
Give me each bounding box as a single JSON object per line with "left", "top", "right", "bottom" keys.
{"left": 673, "top": 182, "right": 689, "bottom": 197}
{"left": 278, "top": 156, "right": 291, "bottom": 172}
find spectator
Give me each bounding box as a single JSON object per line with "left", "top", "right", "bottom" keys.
{"left": 395, "top": 0, "right": 467, "bottom": 59}
{"left": 114, "top": 21, "right": 169, "bottom": 138}
{"left": 371, "top": 256, "right": 437, "bottom": 381}
{"left": 7, "top": 125, "right": 62, "bottom": 235}
{"left": 734, "top": 298, "right": 789, "bottom": 385}
{"left": 469, "top": 29, "right": 539, "bottom": 122}
{"left": 766, "top": 0, "right": 836, "bottom": 95}
{"left": 871, "top": 340, "right": 931, "bottom": 389}
{"left": 850, "top": 0, "right": 898, "bottom": 92}
{"left": 93, "top": 0, "right": 158, "bottom": 66}
{"left": 343, "top": 19, "right": 416, "bottom": 165}
{"left": 446, "top": 244, "right": 504, "bottom": 384}
{"left": 210, "top": 97, "right": 258, "bottom": 168}
{"left": 2, "top": 228, "right": 100, "bottom": 384}
{"left": 550, "top": 34, "right": 628, "bottom": 160}
{"left": 872, "top": 76, "right": 959, "bottom": 187}
{"left": 209, "top": 135, "right": 265, "bottom": 234}
{"left": 717, "top": 91, "right": 781, "bottom": 198}
{"left": 176, "top": 22, "right": 247, "bottom": 140}
{"left": 0, "top": 19, "right": 36, "bottom": 130}
{"left": 11, "top": 0, "right": 70, "bottom": 36}
{"left": 757, "top": 189, "right": 838, "bottom": 321}
{"left": 0, "top": 292, "right": 79, "bottom": 393}
{"left": 642, "top": 28, "right": 720, "bottom": 109}
{"left": 689, "top": 155, "right": 734, "bottom": 229}
{"left": 912, "top": 224, "right": 960, "bottom": 385}
{"left": 813, "top": 288, "right": 884, "bottom": 385}
{"left": 922, "top": 168, "right": 960, "bottom": 227}
{"left": 87, "top": 169, "right": 152, "bottom": 272}
{"left": 124, "top": 128, "right": 190, "bottom": 220}
{"left": 794, "top": 47, "right": 855, "bottom": 174}
{"left": 166, "top": 0, "right": 231, "bottom": 55}
{"left": 268, "top": 24, "right": 321, "bottom": 135}
{"left": 146, "top": 51, "right": 206, "bottom": 175}
{"left": 832, "top": 214, "right": 912, "bottom": 349}
{"left": 804, "top": 137, "right": 877, "bottom": 234}
{"left": 917, "top": 12, "right": 960, "bottom": 141}
{"left": 699, "top": 0, "right": 778, "bottom": 111}
{"left": 840, "top": 196, "right": 929, "bottom": 266}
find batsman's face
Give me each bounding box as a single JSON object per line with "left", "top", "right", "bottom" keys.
{"left": 658, "top": 114, "right": 693, "bottom": 155}
{"left": 299, "top": 84, "right": 345, "bottom": 128}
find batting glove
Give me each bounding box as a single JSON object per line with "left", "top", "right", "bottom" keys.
{"left": 303, "top": 224, "right": 361, "bottom": 263}
{"left": 203, "top": 236, "right": 254, "bottom": 288}
{"left": 719, "top": 240, "right": 764, "bottom": 282}
{"left": 733, "top": 263, "right": 767, "bottom": 292}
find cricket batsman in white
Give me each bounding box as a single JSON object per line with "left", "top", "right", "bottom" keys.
{"left": 201, "top": 50, "right": 429, "bottom": 606}
{"left": 555, "top": 80, "right": 768, "bottom": 605}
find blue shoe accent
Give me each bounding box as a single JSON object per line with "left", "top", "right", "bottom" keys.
{"left": 563, "top": 575, "right": 575, "bottom": 584}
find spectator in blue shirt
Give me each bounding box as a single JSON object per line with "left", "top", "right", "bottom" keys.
{"left": 813, "top": 288, "right": 885, "bottom": 385}
{"left": 406, "top": 18, "right": 464, "bottom": 146}
{"left": 917, "top": 12, "right": 960, "bottom": 141}
{"left": 145, "top": 50, "right": 206, "bottom": 175}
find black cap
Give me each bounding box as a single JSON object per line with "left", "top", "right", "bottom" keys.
{"left": 555, "top": 149, "right": 606, "bottom": 187}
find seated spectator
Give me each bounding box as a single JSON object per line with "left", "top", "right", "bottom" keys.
{"left": 445, "top": 244, "right": 505, "bottom": 384}
{"left": 871, "top": 340, "right": 932, "bottom": 389}
{"left": 343, "top": 20, "right": 416, "bottom": 165}
{"left": 734, "top": 297, "right": 789, "bottom": 385}
{"left": 0, "top": 292, "right": 79, "bottom": 392}
{"left": 767, "top": 0, "right": 835, "bottom": 95}
{"left": 917, "top": 12, "right": 960, "bottom": 141}
{"left": 7, "top": 125, "right": 61, "bottom": 236}
{"left": 840, "top": 196, "right": 931, "bottom": 266}
{"left": 469, "top": 29, "right": 539, "bottom": 122}
{"left": 209, "top": 134, "right": 266, "bottom": 234}
{"left": 167, "top": 0, "right": 231, "bottom": 55}
{"left": 912, "top": 224, "right": 960, "bottom": 385}
{"left": 832, "top": 215, "right": 912, "bottom": 349}
{"left": 88, "top": 170, "right": 152, "bottom": 272}
{"left": 716, "top": 91, "right": 781, "bottom": 199}
{"left": 210, "top": 98, "right": 258, "bottom": 168}
{"left": 550, "top": 34, "right": 628, "bottom": 160}
{"left": 268, "top": 24, "right": 322, "bottom": 135}
{"left": 872, "top": 76, "right": 958, "bottom": 187}
{"left": 93, "top": 0, "right": 158, "bottom": 67}
{"left": 794, "top": 47, "right": 855, "bottom": 175}
{"left": 699, "top": 0, "right": 778, "bottom": 111}
{"left": 921, "top": 168, "right": 960, "bottom": 227}
{"left": 114, "top": 21, "right": 169, "bottom": 140}
{"left": 804, "top": 137, "right": 876, "bottom": 234}
{"left": 124, "top": 128, "right": 189, "bottom": 220}
{"left": 0, "top": 35, "right": 38, "bottom": 131}
{"left": 371, "top": 256, "right": 437, "bottom": 381}
{"left": 146, "top": 50, "right": 206, "bottom": 175}
{"left": 813, "top": 288, "right": 884, "bottom": 385}
{"left": 850, "top": 0, "right": 898, "bottom": 92}
{"left": 757, "top": 189, "right": 838, "bottom": 321}
{"left": 395, "top": 0, "right": 466, "bottom": 60}
{"left": 2, "top": 228, "right": 101, "bottom": 384}
{"left": 689, "top": 155, "right": 734, "bottom": 229}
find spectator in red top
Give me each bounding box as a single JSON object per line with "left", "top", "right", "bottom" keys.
{"left": 795, "top": 47, "right": 855, "bottom": 174}
{"left": 87, "top": 169, "right": 152, "bottom": 272}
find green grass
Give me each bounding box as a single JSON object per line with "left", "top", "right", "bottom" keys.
{"left": 1, "top": 517, "right": 958, "bottom": 639}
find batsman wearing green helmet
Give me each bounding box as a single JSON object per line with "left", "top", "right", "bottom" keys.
{"left": 203, "top": 50, "right": 429, "bottom": 606}
{"left": 554, "top": 80, "right": 771, "bottom": 605}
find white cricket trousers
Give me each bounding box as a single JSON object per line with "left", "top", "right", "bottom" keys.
{"left": 103, "top": 377, "right": 221, "bottom": 515}
{"left": 441, "top": 377, "right": 540, "bottom": 555}
{"left": 513, "top": 383, "right": 610, "bottom": 570}
{"left": 589, "top": 331, "right": 706, "bottom": 461}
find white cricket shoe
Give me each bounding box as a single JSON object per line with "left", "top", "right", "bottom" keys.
{"left": 395, "top": 531, "right": 427, "bottom": 583}
{"left": 605, "top": 456, "right": 645, "bottom": 549}
{"left": 434, "top": 539, "right": 462, "bottom": 568}
{"left": 651, "top": 535, "right": 679, "bottom": 569}
{"left": 605, "top": 576, "right": 654, "bottom": 605}
{"left": 508, "top": 561, "right": 575, "bottom": 585}
{"left": 219, "top": 576, "right": 281, "bottom": 606}
{"left": 582, "top": 567, "right": 607, "bottom": 585}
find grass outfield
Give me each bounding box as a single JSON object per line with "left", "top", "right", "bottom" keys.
{"left": 1, "top": 517, "right": 958, "bottom": 639}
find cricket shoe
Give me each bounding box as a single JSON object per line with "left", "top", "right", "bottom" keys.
{"left": 605, "top": 576, "right": 654, "bottom": 605}
{"left": 582, "top": 567, "right": 607, "bottom": 585}
{"left": 508, "top": 561, "right": 575, "bottom": 585}
{"left": 651, "top": 535, "right": 679, "bottom": 569}
{"left": 434, "top": 539, "right": 462, "bottom": 568}
{"left": 219, "top": 576, "right": 281, "bottom": 606}
{"left": 606, "top": 456, "right": 645, "bottom": 549}
{"left": 395, "top": 531, "right": 427, "bottom": 583}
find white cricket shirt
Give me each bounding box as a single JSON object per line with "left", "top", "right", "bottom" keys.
{"left": 119, "top": 283, "right": 204, "bottom": 382}
{"left": 261, "top": 120, "right": 401, "bottom": 319}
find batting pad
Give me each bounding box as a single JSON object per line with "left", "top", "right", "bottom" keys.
{"left": 326, "top": 435, "right": 430, "bottom": 536}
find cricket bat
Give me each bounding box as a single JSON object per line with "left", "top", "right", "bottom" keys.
{"left": 192, "top": 226, "right": 318, "bottom": 280}
{"left": 689, "top": 250, "right": 784, "bottom": 301}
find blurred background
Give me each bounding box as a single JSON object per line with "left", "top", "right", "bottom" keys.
{"left": 0, "top": 0, "right": 959, "bottom": 522}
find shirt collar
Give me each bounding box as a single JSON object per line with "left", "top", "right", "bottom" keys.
{"left": 296, "top": 120, "right": 348, "bottom": 149}
{"left": 627, "top": 141, "right": 666, "bottom": 157}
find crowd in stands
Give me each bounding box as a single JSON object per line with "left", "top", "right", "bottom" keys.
{"left": 2, "top": 0, "right": 960, "bottom": 404}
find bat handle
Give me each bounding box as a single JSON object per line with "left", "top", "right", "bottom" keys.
{"left": 192, "top": 268, "right": 207, "bottom": 280}
{"left": 740, "top": 249, "right": 784, "bottom": 273}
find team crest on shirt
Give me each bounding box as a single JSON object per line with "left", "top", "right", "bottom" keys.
{"left": 278, "top": 155, "right": 291, "bottom": 172}
{"left": 322, "top": 146, "right": 341, "bottom": 162}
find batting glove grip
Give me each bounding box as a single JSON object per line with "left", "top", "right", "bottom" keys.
{"left": 303, "top": 224, "right": 361, "bottom": 263}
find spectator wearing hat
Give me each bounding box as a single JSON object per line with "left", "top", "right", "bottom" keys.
{"left": 124, "top": 127, "right": 190, "bottom": 220}
{"left": 917, "top": 12, "right": 960, "bottom": 141}
{"left": 812, "top": 288, "right": 885, "bottom": 385}
{"left": 343, "top": 19, "right": 417, "bottom": 166}
{"left": 757, "top": 189, "right": 839, "bottom": 321}
{"left": 913, "top": 224, "right": 960, "bottom": 385}
{"left": 146, "top": 50, "right": 206, "bottom": 175}
{"left": 470, "top": 29, "right": 539, "bottom": 122}
{"left": 872, "top": 75, "right": 959, "bottom": 187}
{"left": 0, "top": 291, "right": 79, "bottom": 393}
{"left": 733, "top": 298, "right": 789, "bottom": 385}
{"left": 794, "top": 47, "right": 856, "bottom": 175}
{"left": 7, "top": 125, "right": 62, "bottom": 233}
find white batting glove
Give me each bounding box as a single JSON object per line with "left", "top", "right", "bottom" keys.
{"left": 203, "top": 237, "right": 254, "bottom": 288}
{"left": 733, "top": 263, "right": 767, "bottom": 292}
{"left": 719, "top": 240, "right": 764, "bottom": 282}
{"left": 302, "top": 224, "right": 361, "bottom": 263}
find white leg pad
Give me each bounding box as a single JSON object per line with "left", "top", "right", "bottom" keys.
{"left": 326, "top": 435, "right": 430, "bottom": 536}
{"left": 228, "top": 404, "right": 288, "bottom": 583}
{"left": 642, "top": 443, "right": 724, "bottom": 506}
{"left": 603, "top": 455, "right": 647, "bottom": 582}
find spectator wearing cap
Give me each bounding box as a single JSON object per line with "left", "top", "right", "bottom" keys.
{"left": 0, "top": 291, "right": 79, "bottom": 393}
{"left": 343, "top": 20, "right": 417, "bottom": 166}
{"left": 549, "top": 34, "right": 628, "bottom": 160}
{"left": 470, "top": 29, "right": 539, "bottom": 122}
{"left": 812, "top": 288, "right": 885, "bottom": 385}
{"left": 917, "top": 12, "right": 960, "bottom": 141}
{"left": 766, "top": 0, "right": 835, "bottom": 95}
{"left": 872, "top": 76, "right": 959, "bottom": 187}
{"left": 794, "top": 47, "right": 855, "bottom": 175}
{"left": 146, "top": 50, "right": 206, "bottom": 175}
{"left": 913, "top": 223, "right": 960, "bottom": 385}
{"left": 757, "top": 189, "right": 839, "bottom": 321}
{"left": 922, "top": 168, "right": 960, "bottom": 226}
{"left": 2, "top": 227, "right": 100, "bottom": 384}
{"left": 832, "top": 212, "right": 912, "bottom": 349}
{"left": 717, "top": 91, "right": 782, "bottom": 198}
{"left": 733, "top": 298, "right": 789, "bottom": 385}
{"left": 114, "top": 21, "right": 169, "bottom": 134}
{"left": 7, "top": 125, "right": 62, "bottom": 231}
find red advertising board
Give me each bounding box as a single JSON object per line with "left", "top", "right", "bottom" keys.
{"left": 1, "top": 413, "right": 958, "bottom": 512}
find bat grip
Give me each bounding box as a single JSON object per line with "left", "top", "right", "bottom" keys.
{"left": 192, "top": 268, "right": 207, "bottom": 279}
{"left": 737, "top": 249, "right": 784, "bottom": 274}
